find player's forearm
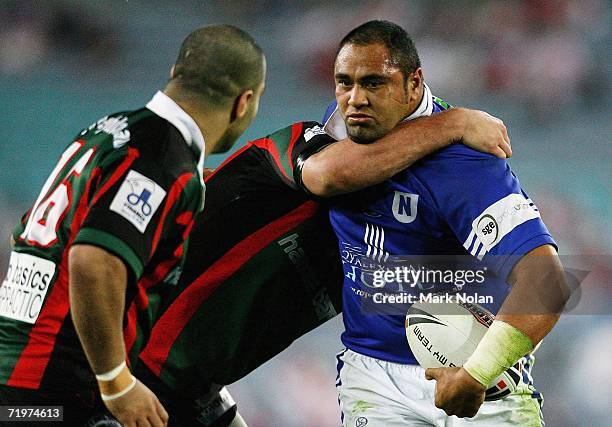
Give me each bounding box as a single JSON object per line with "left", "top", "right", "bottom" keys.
{"left": 496, "top": 244, "right": 569, "bottom": 344}
{"left": 303, "top": 109, "right": 466, "bottom": 197}
{"left": 69, "top": 244, "right": 129, "bottom": 373}
{"left": 463, "top": 245, "right": 569, "bottom": 387}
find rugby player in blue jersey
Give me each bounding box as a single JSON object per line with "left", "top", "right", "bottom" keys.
{"left": 305, "top": 21, "right": 569, "bottom": 426}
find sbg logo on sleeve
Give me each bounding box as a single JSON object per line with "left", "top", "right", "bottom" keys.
{"left": 473, "top": 193, "right": 540, "bottom": 251}
{"left": 477, "top": 214, "right": 499, "bottom": 244}
{"left": 110, "top": 170, "right": 166, "bottom": 233}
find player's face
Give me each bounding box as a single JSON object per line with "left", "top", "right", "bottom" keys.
{"left": 335, "top": 43, "right": 413, "bottom": 144}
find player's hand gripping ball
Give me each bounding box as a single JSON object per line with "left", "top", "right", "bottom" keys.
{"left": 406, "top": 299, "right": 522, "bottom": 400}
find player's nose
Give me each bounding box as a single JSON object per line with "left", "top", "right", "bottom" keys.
{"left": 348, "top": 86, "right": 368, "bottom": 108}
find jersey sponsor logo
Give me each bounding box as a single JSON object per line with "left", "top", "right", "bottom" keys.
{"left": 303, "top": 125, "right": 326, "bottom": 142}
{"left": 0, "top": 252, "right": 56, "bottom": 324}
{"left": 110, "top": 170, "right": 166, "bottom": 233}
{"left": 391, "top": 191, "right": 418, "bottom": 224}
{"left": 279, "top": 233, "right": 337, "bottom": 320}
{"left": 342, "top": 245, "right": 363, "bottom": 282}
{"left": 81, "top": 115, "right": 130, "bottom": 148}
{"left": 341, "top": 242, "right": 365, "bottom": 268}
{"left": 341, "top": 240, "right": 393, "bottom": 293}
{"left": 471, "top": 193, "right": 541, "bottom": 255}
{"left": 477, "top": 214, "right": 499, "bottom": 244}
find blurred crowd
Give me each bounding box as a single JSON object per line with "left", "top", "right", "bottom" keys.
{"left": 210, "top": 0, "right": 611, "bottom": 118}
{"left": 320, "top": 0, "right": 606, "bottom": 118}
{"left": 0, "top": 1, "right": 121, "bottom": 76}
{"left": 2, "top": 0, "right": 610, "bottom": 116}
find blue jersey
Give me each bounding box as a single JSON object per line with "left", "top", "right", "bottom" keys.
{"left": 325, "top": 87, "right": 557, "bottom": 364}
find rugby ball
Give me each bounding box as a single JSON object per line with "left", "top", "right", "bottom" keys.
{"left": 405, "top": 299, "right": 522, "bottom": 400}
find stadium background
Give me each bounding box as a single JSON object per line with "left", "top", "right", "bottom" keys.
{"left": 0, "top": 1, "right": 609, "bottom": 425}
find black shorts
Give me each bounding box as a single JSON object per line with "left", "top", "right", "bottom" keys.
{"left": 137, "top": 365, "right": 238, "bottom": 427}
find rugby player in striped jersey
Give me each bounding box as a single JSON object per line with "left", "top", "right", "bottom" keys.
{"left": 0, "top": 25, "right": 265, "bottom": 427}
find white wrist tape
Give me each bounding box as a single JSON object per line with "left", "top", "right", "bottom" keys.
{"left": 95, "top": 361, "right": 127, "bottom": 382}
{"left": 463, "top": 320, "right": 534, "bottom": 387}
{"left": 100, "top": 375, "right": 137, "bottom": 401}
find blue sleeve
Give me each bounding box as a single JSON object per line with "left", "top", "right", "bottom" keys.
{"left": 322, "top": 100, "right": 337, "bottom": 123}
{"left": 414, "top": 147, "right": 557, "bottom": 280}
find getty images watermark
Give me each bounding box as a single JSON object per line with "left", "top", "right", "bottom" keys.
{"left": 371, "top": 265, "right": 491, "bottom": 305}
{"left": 346, "top": 255, "right": 606, "bottom": 316}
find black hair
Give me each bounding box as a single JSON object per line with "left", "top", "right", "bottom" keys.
{"left": 172, "top": 25, "right": 264, "bottom": 104}
{"left": 336, "top": 20, "right": 421, "bottom": 79}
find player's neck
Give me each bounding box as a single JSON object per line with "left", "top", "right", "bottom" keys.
{"left": 180, "top": 104, "right": 227, "bottom": 152}
{"left": 164, "top": 89, "right": 229, "bottom": 155}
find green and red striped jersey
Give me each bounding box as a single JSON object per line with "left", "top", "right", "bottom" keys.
{"left": 137, "top": 122, "right": 343, "bottom": 399}
{"left": 0, "top": 95, "right": 204, "bottom": 394}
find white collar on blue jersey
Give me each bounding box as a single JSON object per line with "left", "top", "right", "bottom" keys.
{"left": 323, "top": 83, "right": 434, "bottom": 140}
{"left": 146, "top": 91, "right": 206, "bottom": 157}
{"left": 146, "top": 90, "right": 206, "bottom": 209}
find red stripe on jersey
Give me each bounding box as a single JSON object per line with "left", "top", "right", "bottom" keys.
{"left": 123, "top": 255, "right": 179, "bottom": 355}
{"left": 124, "top": 211, "right": 195, "bottom": 355}
{"left": 7, "top": 166, "right": 101, "bottom": 388}
{"left": 150, "top": 172, "right": 193, "bottom": 256}
{"left": 145, "top": 211, "right": 194, "bottom": 290}
{"left": 139, "top": 200, "right": 320, "bottom": 376}
{"left": 204, "top": 144, "right": 252, "bottom": 183}
{"left": 287, "top": 122, "right": 304, "bottom": 173}
{"left": 175, "top": 211, "right": 193, "bottom": 227}
{"left": 7, "top": 265, "right": 71, "bottom": 388}
{"left": 9, "top": 149, "right": 138, "bottom": 388}
{"left": 72, "top": 167, "right": 102, "bottom": 240}
{"left": 89, "top": 147, "right": 139, "bottom": 208}
{"left": 251, "top": 137, "right": 290, "bottom": 181}
{"left": 21, "top": 207, "right": 33, "bottom": 224}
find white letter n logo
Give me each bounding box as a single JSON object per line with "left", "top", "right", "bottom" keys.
{"left": 392, "top": 191, "right": 418, "bottom": 224}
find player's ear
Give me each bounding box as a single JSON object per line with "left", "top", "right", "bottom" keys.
{"left": 407, "top": 68, "right": 423, "bottom": 103}
{"left": 169, "top": 65, "right": 176, "bottom": 79}
{"left": 230, "top": 89, "right": 254, "bottom": 122}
